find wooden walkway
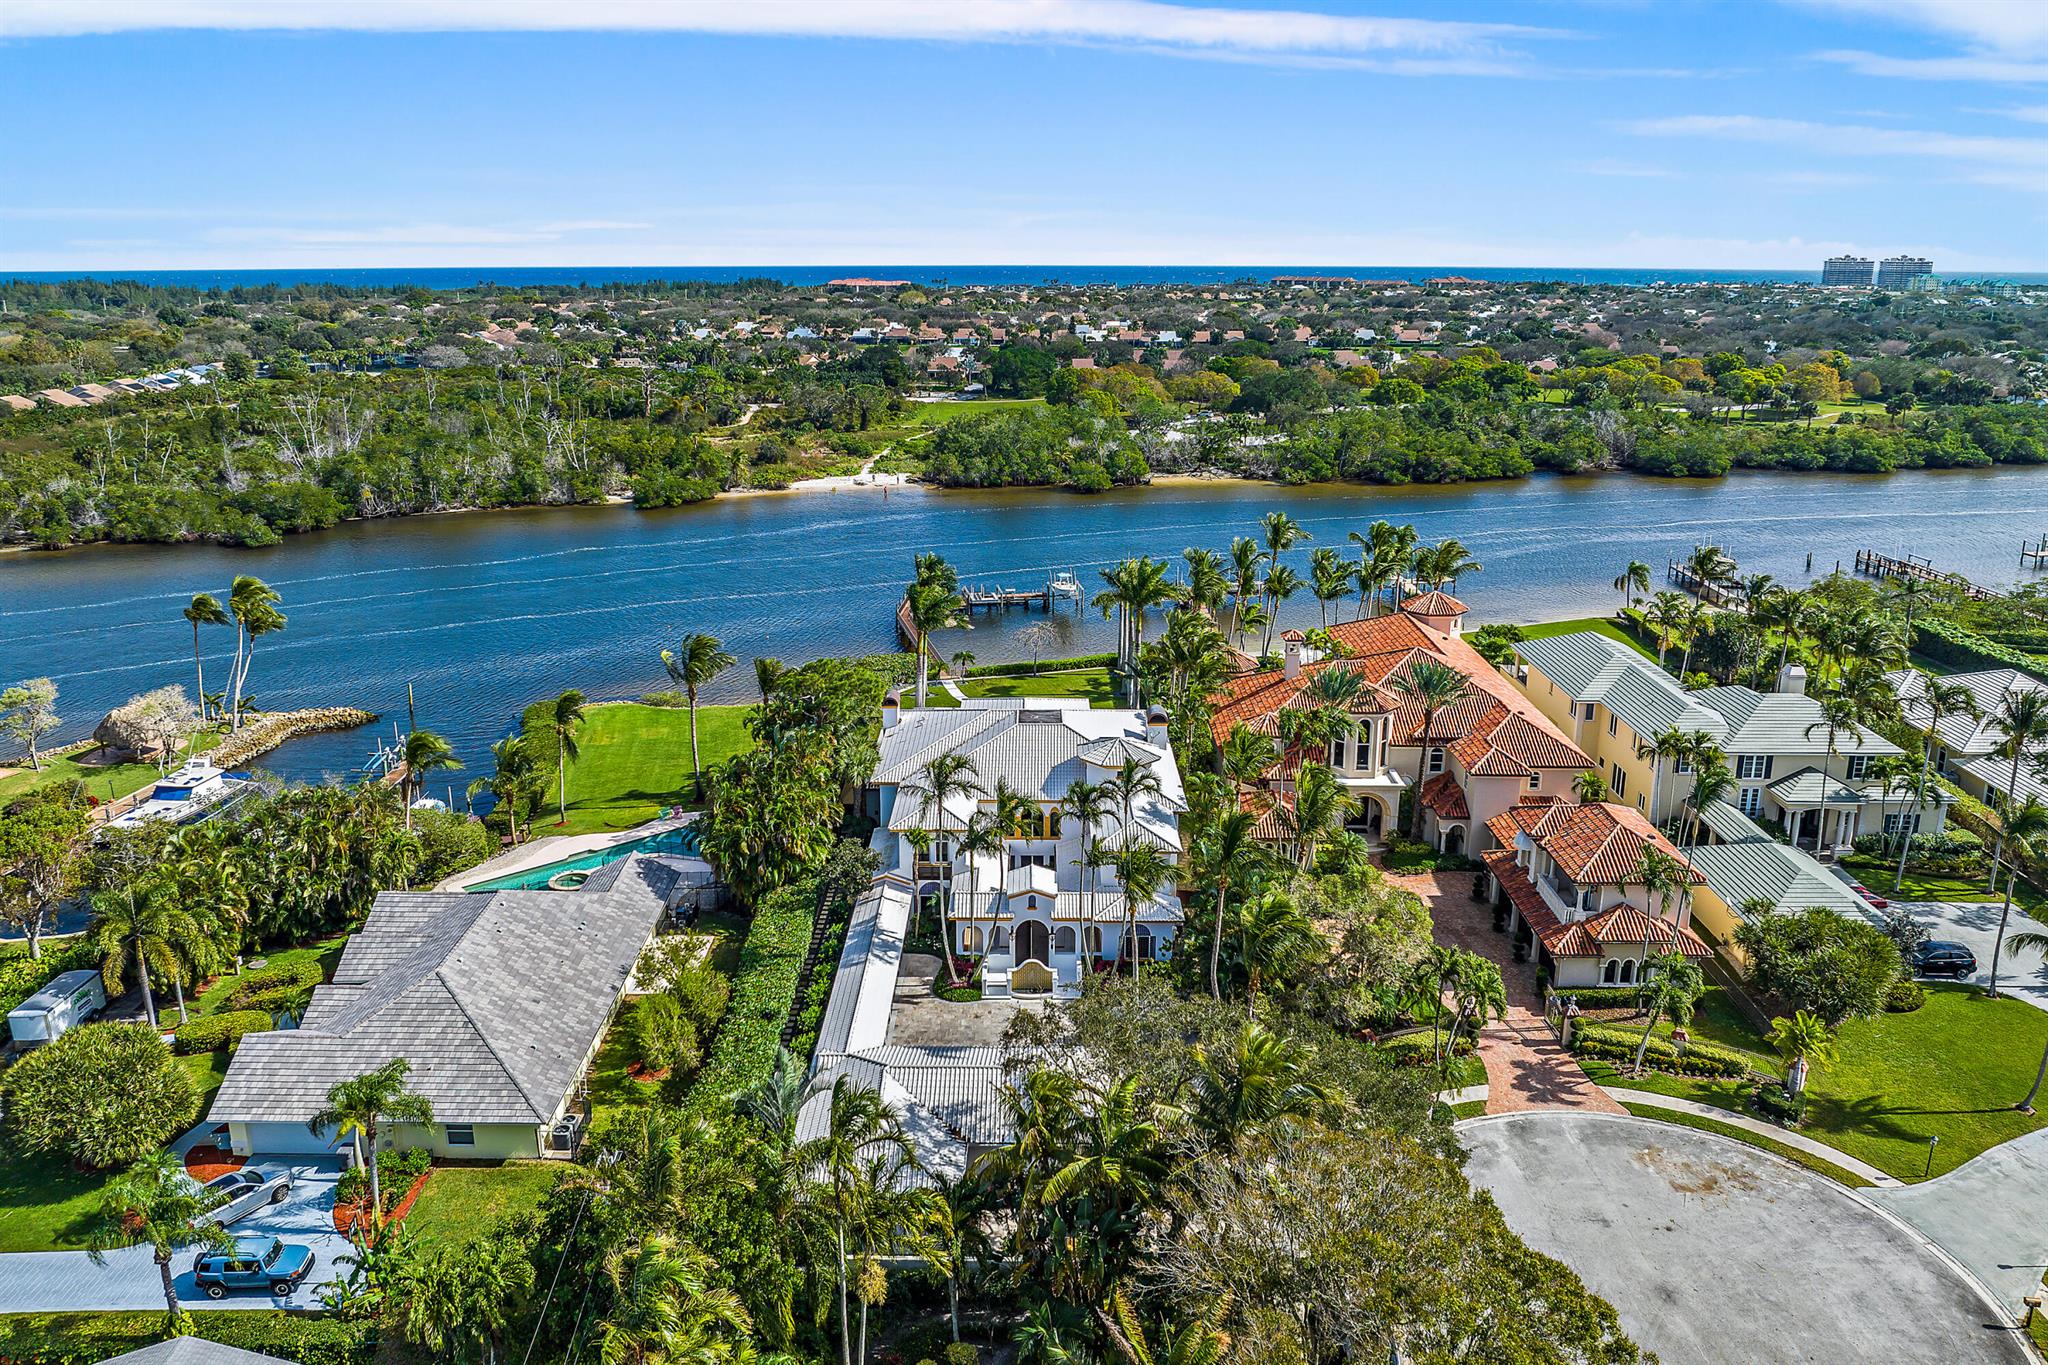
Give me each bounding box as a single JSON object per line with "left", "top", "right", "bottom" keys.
{"left": 1853, "top": 548, "right": 2002, "bottom": 602}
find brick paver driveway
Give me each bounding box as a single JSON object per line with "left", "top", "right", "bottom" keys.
{"left": 1384, "top": 867, "right": 1622, "bottom": 1116}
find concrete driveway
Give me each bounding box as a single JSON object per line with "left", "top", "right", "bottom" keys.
{"left": 1461, "top": 1111, "right": 2031, "bottom": 1364}
{"left": 1861, "top": 895, "right": 2048, "bottom": 1013}
{"left": 0, "top": 1158, "right": 350, "bottom": 1313}
{"left": 1870, "top": 1126, "right": 2048, "bottom": 1318}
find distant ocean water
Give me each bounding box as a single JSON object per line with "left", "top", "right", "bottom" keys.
{"left": 8, "top": 265, "right": 2046, "bottom": 290}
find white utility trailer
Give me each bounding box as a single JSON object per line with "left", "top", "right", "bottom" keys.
{"left": 7, "top": 968, "right": 107, "bottom": 1046}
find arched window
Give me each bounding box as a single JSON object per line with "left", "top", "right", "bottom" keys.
{"left": 1136, "top": 927, "right": 1156, "bottom": 961}
{"left": 1053, "top": 926, "right": 1076, "bottom": 954}
{"left": 961, "top": 925, "right": 984, "bottom": 955}
{"left": 1084, "top": 926, "right": 1103, "bottom": 956}
{"left": 1618, "top": 958, "right": 1636, "bottom": 985}
{"left": 1602, "top": 958, "right": 1619, "bottom": 984}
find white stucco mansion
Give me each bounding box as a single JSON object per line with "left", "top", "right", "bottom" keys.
{"left": 866, "top": 693, "right": 1186, "bottom": 997}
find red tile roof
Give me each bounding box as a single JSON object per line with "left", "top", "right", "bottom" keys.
{"left": 1418, "top": 773, "right": 1468, "bottom": 820}
{"left": 1401, "top": 590, "right": 1467, "bottom": 616}
{"left": 1483, "top": 851, "right": 1710, "bottom": 960}
{"left": 1484, "top": 801, "right": 1703, "bottom": 886}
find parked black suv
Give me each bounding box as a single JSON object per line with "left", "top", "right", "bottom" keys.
{"left": 1914, "top": 941, "right": 1977, "bottom": 979}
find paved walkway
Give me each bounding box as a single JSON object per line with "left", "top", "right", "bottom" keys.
{"left": 1600, "top": 1086, "right": 1902, "bottom": 1186}
{"left": 1461, "top": 1111, "right": 2030, "bottom": 1364}
{"left": 1386, "top": 868, "right": 1622, "bottom": 1116}
{"left": 1869, "top": 1125, "right": 2048, "bottom": 1316}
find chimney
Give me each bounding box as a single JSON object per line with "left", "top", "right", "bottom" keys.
{"left": 1145, "top": 705, "right": 1170, "bottom": 748}
{"left": 882, "top": 688, "right": 902, "bottom": 730}
{"left": 1775, "top": 663, "right": 1809, "bottom": 696}
{"left": 1283, "top": 639, "right": 1303, "bottom": 679}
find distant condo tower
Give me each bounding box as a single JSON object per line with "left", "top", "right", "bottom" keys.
{"left": 1821, "top": 255, "right": 1873, "bottom": 287}
{"left": 1876, "top": 255, "right": 1934, "bottom": 289}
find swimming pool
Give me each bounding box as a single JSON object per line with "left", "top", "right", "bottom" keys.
{"left": 466, "top": 824, "right": 703, "bottom": 891}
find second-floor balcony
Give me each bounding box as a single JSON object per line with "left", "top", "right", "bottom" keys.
{"left": 1537, "top": 868, "right": 1587, "bottom": 922}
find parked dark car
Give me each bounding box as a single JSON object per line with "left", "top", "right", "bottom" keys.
{"left": 193, "top": 1236, "right": 315, "bottom": 1298}
{"left": 1914, "top": 941, "right": 1977, "bottom": 979}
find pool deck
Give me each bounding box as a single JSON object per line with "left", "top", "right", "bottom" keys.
{"left": 439, "top": 813, "right": 696, "bottom": 891}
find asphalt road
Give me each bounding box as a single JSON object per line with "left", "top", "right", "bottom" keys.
{"left": 1461, "top": 1111, "right": 2031, "bottom": 1365}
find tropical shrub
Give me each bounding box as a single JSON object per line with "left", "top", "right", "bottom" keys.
{"left": 1750, "top": 1081, "right": 1807, "bottom": 1125}
{"left": 170, "top": 1008, "right": 272, "bottom": 1054}
{"left": 1735, "top": 906, "right": 1903, "bottom": 1027}
{"left": 0, "top": 1311, "right": 375, "bottom": 1365}
{"left": 1569, "top": 1023, "right": 1752, "bottom": 1078}
{"left": 412, "top": 807, "right": 495, "bottom": 884}
{"left": 966, "top": 652, "right": 1118, "bottom": 678}
{"left": 1884, "top": 978, "right": 1927, "bottom": 1013}
{"left": 335, "top": 1145, "right": 431, "bottom": 1212}
{"left": 681, "top": 874, "right": 818, "bottom": 1116}
{"left": 1915, "top": 617, "right": 2048, "bottom": 683}
{"left": 628, "top": 993, "right": 702, "bottom": 1079}
{"left": 224, "top": 958, "right": 325, "bottom": 1010}
{"left": 1, "top": 1021, "right": 198, "bottom": 1168}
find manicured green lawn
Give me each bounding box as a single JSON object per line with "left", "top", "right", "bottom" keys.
{"left": 404, "top": 1163, "right": 565, "bottom": 1248}
{"left": 1592, "top": 985, "right": 2048, "bottom": 1181}
{"left": 1838, "top": 853, "right": 2047, "bottom": 917}
{"left": 185, "top": 937, "right": 349, "bottom": 1021}
{"left": 1614, "top": 1102, "right": 1874, "bottom": 1188}
{"left": 1496, "top": 615, "right": 1657, "bottom": 662}
{"left": 0, "top": 730, "right": 223, "bottom": 804}
{"left": 962, "top": 668, "right": 1117, "bottom": 705}
{"left": 588, "top": 1010, "right": 660, "bottom": 1129}
{"left": 181, "top": 1049, "right": 231, "bottom": 1114}
{"left": 525, "top": 701, "right": 756, "bottom": 838}
{"left": 0, "top": 1152, "right": 118, "bottom": 1252}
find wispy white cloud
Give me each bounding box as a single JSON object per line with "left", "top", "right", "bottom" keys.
{"left": 0, "top": 0, "right": 1565, "bottom": 72}
{"left": 1623, "top": 113, "right": 2048, "bottom": 173}
{"left": 1816, "top": 49, "right": 2048, "bottom": 82}
{"left": 1792, "top": 1, "right": 2048, "bottom": 55}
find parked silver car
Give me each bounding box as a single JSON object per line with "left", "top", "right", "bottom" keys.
{"left": 196, "top": 1166, "right": 293, "bottom": 1225}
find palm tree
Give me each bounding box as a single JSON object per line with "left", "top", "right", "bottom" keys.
{"left": 1635, "top": 727, "right": 1697, "bottom": 833}
{"left": 1573, "top": 770, "right": 1611, "bottom": 803}
{"left": 1218, "top": 723, "right": 1279, "bottom": 796}
{"left": 1232, "top": 886, "right": 1319, "bottom": 1011}
{"left": 1308, "top": 547, "right": 1351, "bottom": 628}
{"left": 1684, "top": 757, "right": 1736, "bottom": 847}
{"left": 1388, "top": 659, "right": 1471, "bottom": 836}
{"left": 1100, "top": 836, "right": 1173, "bottom": 977}
{"left": 1188, "top": 1019, "right": 1339, "bottom": 1148}
{"left": 1643, "top": 591, "right": 1688, "bottom": 670}
{"left": 89, "top": 885, "right": 188, "bottom": 1027}
{"left": 181, "top": 593, "right": 229, "bottom": 724}
{"left": 1350, "top": 520, "right": 1418, "bottom": 618}
{"left": 1413, "top": 538, "right": 1482, "bottom": 592}
{"left": 1442, "top": 950, "right": 1507, "bottom": 1083}
{"left": 753, "top": 655, "right": 787, "bottom": 699}
{"left": 1259, "top": 510, "right": 1308, "bottom": 571}
{"left": 398, "top": 729, "right": 461, "bottom": 832}
{"left": 2011, "top": 930, "right": 2048, "bottom": 1114}
{"left": 1282, "top": 762, "right": 1357, "bottom": 870}
{"left": 1987, "top": 690, "right": 2048, "bottom": 897}
{"left": 1613, "top": 560, "right": 1651, "bottom": 613}
{"left": 903, "top": 751, "right": 985, "bottom": 986}
{"left": 311, "top": 1062, "right": 433, "bottom": 1232}
{"left": 225, "top": 575, "right": 285, "bottom": 731}
{"left": 1193, "top": 807, "right": 1263, "bottom": 1000}
{"left": 904, "top": 580, "right": 964, "bottom": 708}
{"left": 544, "top": 689, "right": 587, "bottom": 825}
{"left": 1179, "top": 546, "right": 1229, "bottom": 616}
{"left": 1896, "top": 677, "right": 1980, "bottom": 892}
{"left": 467, "top": 734, "right": 541, "bottom": 843}
{"left": 1764, "top": 587, "right": 1817, "bottom": 680}
{"left": 1986, "top": 797, "right": 2048, "bottom": 999}
{"left": 1060, "top": 779, "right": 1111, "bottom": 885}
{"left": 1254, "top": 563, "right": 1303, "bottom": 658}
{"left": 1093, "top": 557, "right": 1176, "bottom": 694}
{"left": 87, "top": 1150, "right": 233, "bottom": 1320}
{"left": 795, "top": 1077, "right": 914, "bottom": 1365}
{"left": 597, "top": 1234, "right": 752, "bottom": 1365}
{"left": 1227, "top": 536, "right": 1264, "bottom": 644}
{"left": 1629, "top": 952, "right": 1704, "bottom": 1075}
{"left": 1766, "top": 1010, "right": 1839, "bottom": 1097}
{"left": 661, "top": 633, "right": 736, "bottom": 794}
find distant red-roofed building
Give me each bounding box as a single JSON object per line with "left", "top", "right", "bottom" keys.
{"left": 827, "top": 277, "right": 911, "bottom": 289}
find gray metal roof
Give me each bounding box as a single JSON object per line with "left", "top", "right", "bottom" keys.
{"left": 97, "top": 1340, "right": 293, "bottom": 1365}
{"left": 211, "top": 855, "right": 673, "bottom": 1127}
{"left": 1692, "top": 687, "right": 1899, "bottom": 758}
{"left": 1766, "top": 766, "right": 1868, "bottom": 806}
{"left": 1685, "top": 840, "right": 1865, "bottom": 916}
{"left": 1889, "top": 666, "right": 2044, "bottom": 759}
{"left": 1693, "top": 797, "right": 1774, "bottom": 846}
{"left": 1514, "top": 632, "right": 1724, "bottom": 741}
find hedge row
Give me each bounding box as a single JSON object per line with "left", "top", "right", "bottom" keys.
{"left": 965, "top": 652, "right": 1118, "bottom": 678}
{"left": 0, "top": 940, "right": 97, "bottom": 1019}
{"left": 1570, "top": 1023, "right": 1754, "bottom": 1078}
{"left": 1914, "top": 618, "right": 2048, "bottom": 684}
{"left": 1550, "top": 985, "right": 1659, "bottom": 1009}
{"left": 0, "top": 1311, "right": 375, "bottom": 1365}
{"left": 170, "top": 1010, "right": 273, "bottom": 1055}
{"left": 681, "top": 875, "right": 820, "bottom": 1118}
{"left": 223, "top": 959, "right": 324, "bottom": 1011}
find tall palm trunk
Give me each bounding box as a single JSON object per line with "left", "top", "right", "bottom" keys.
{"left": 2021, "top": 1040, "right": 2048, "bottom": 1114}
{"left": 155, "top": 1249, "right": 179, "bottom": 1317}
{"left": 1991, "top": 750, "right": 2025, "bottom": 897}
{"left": 365, "top": 1124, "right": 383, "bottom": 1227}
{"left": 134, "top": 938, "right": 158, "bottom": 1029}
{"left": 836, "top": 1226, "right": 851, "bottom": 1365}
{"left": 171, "top": 972, "right": 187, "bottom": 1025}
{"left": 687, "top": 687, "right": 702, "bottom": 795}
{"left": 1210, "top": 881, "right": 1227, "bottom": 1000}
{"left": 556, "top": 734, "right": 569, "bottom": 824}
{"left": 191, "top": 623, "right": 208, "bottom": 723}
{"left": 1989, "top": 878, "right": 2018, "bottom": 998}
{"left": 1895, "top": 744, "right": 1934, "bottom": 892}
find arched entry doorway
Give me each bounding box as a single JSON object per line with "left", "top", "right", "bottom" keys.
{"left": 1016, "top": 921, "right": 1050, "bottom": 965}
{"left": 1444, "top": 823, "right": 1466, "bottom": 855}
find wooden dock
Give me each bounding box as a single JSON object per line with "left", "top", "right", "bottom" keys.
{"left": 2023, "top": 537, "right": 2048, "bottom": 569}
{"left": 961, "top": 585, "right": 1054, "bottom": 613}
{"left": 1666, "top": 560, "right": 1739, "bottom": 607}
{"left": 1852, "top": 548, "right": 2002, "bottom": 602}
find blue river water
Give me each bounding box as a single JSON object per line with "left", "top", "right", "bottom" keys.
{"left": 5, "top": 469, "right": 2048, "bottom": 785}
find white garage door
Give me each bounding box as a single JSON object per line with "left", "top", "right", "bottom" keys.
{"left": 241, "top": 1121, "right": 351, "bottom": 1156}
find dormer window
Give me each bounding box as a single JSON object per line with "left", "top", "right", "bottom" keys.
{"left": 1427, "top": 747, "right": 1446, "bottom": 774}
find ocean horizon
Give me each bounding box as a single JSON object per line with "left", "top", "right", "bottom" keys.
{"left": 7, "top": 264, "right": 2045, "bottom": 291}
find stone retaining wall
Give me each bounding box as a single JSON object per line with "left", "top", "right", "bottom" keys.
{"left": 213, "top": 706, "right": 377, "bottom": 769}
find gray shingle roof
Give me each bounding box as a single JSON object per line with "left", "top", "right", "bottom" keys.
{"left": 212, "top": 855, "right": 673, "bottom": 1127}
{"left": 1693, "top": 687, "right": 1899, "bottom": 758}
{"left": 97, "top": 1342, "right": 294, "bottom": 1365}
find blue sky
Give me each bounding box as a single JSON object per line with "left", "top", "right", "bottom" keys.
{"left": 3, "top": 0, "right": 2046, "bottom": 271}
